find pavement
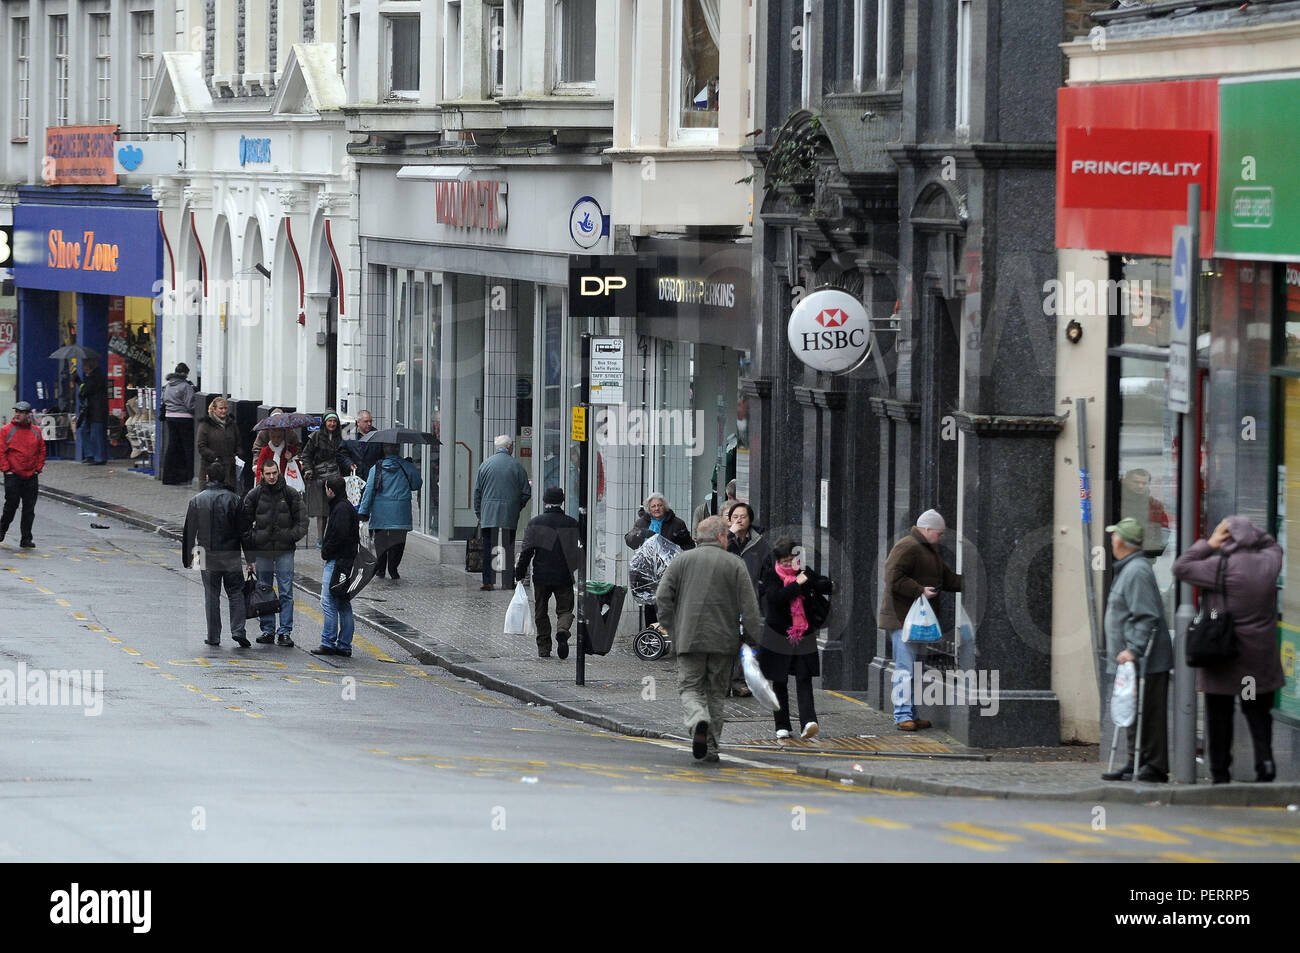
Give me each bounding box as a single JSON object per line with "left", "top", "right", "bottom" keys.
{"left": 32, "top": 459, "right": 1300, "bottom": 807}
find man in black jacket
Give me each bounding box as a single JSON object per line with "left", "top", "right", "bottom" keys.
{"left": 77, "top": 357, "right": 109, "bottom": 465}
{"left": 183, "top": 461, "right": 251, "bottom": 648}
{"left": 515, "top": 486, "right": 581, "bottom": 659}
{"left": 313, "top": 475, "right": 361, "bottom": 658}
{"left": 241, "top": 457, "right": 308, "bottom": 647}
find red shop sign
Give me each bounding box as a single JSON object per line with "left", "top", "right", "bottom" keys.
{"left": 1062, "top": 127, "right": 1212, "bottom": 211}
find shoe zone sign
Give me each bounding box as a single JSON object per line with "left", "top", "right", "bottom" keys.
{"left": 786, "top": 288, "right": 871, "bottom": 373}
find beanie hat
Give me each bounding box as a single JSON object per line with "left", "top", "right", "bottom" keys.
{"left": 543, "top": 486, "right": 565, "bottom": 506}
{"left": 916, "top": 509, "right": 946, "bottom": 532}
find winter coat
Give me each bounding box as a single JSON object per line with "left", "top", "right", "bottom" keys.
{"left": 340, "top": 433, "right": 385, "bottom": 482}
{"left": 473, "top": 448, "right": 531, "bottom": 528}
{"left": 758, "top": 563, "right": 832, "bottom": 658}
{"left": 241, "top": 479, "right": 307, "bottom": 556}
{"left": 515, "top": 506, "right": 581, "bottom": 586}
{"left": 254, "top": 442, "right": 299, "bottom": 485}
{"left": 0, "top": 417, "right": 47, "bottom": 479}
{"left": 196, "top": 414, "right": 245, "bottom": 489}
{"left": 77, "top": 366, "right": 108, "bottom": 425}
{"left": 161, "top": 373, "right": 197, "bottom": 417}
{"left": 358, "top": 455, "right": 423, "bottom": 531}
{"left": 625, "top": 507, "right": 695, "bottom": 553}
{"left": 182, "top": 481, "right": 248, "bottom": 572}
{"left": 655, "top": 540, "right": 761, "bottom": 654}
{"left": 321, "top": 492, "right": 361, "bottom": 568}
{"left": 1173, "top": 517, "right": 1284, "bottom": 695}
{"left": 302, "top": 424, "right": 345, "bottom": 482}
{"left": 727, "top": 530, "right": 772, "bottom": 601}
{"left": 878, "top": 528, "right": 963, "bottom": 630}
{"left": 1104, "top": 550, "right": 1173, "bottom": 675}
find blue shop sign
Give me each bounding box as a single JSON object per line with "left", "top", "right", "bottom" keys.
{"left": 13, "top": 202, "right": 162, "bottom": 297}
{"left": 240, "top": 135, "right": 271, "bottom": 166}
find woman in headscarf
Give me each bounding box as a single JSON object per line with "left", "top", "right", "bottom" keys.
{"left": 302, "top": 410, "right": 346, "bottom": 542}
{"left": 758, "top": 538, "right": 833, "bottom": 742}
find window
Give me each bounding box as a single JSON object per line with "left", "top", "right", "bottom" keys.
{"left": 444, "top": 2, "right": 461, "bottom": 99}
{"left": 386, "top": 16, "right": 420, "bottom": 97}
{"left": 672, "top": 0, "right": 719, "bottom": 141}
{"left": 555, "top": 0, "right": 595, "bottom": 87}
{"left": 52, "top": 15, "right": 69, "bottom": 125}
{"left": 800, "top": 0, "right": 812, "bottom": 108}
{"left": 486, "top": 3, "right": 504, "bottom": 97}
{"left": 955, "top": 0, "right": 972, "bottom": 134}
{"left": 134, "top": 12, "right": 155, "bottom": 123}
{"left": 876, "top": 0, "right": 893, "bottom": 88}
{"left": 14, "top": 18, "right": 30, "bottom": 139}
{"left": 94, "top": 14, "right": 112, "bottom": 123}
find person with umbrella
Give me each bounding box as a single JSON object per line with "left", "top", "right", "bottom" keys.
{"left": 358, "top": 442, "right": 422, "bottom": 580}
{"left": 302, "top": 410, "right": 346, "bottom": 544}
{"left": 76, "top": 356, "right": 109, "bottom": 465}
{"left": 340, "top": 409, "right": 384, "bottom": 482}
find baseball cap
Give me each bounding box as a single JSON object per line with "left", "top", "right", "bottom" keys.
{"left": 13, "top": 401, "right": 33, "bottom": 412}
{"left": 1105, "top": 517, "right": 1144, "bottom": 546}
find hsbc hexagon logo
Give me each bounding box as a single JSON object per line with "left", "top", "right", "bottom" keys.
{"left": 788, "top": 289, "right": 871, "bottom": 373}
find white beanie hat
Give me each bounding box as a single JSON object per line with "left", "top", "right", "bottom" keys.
{"left": 917, "top": 509, "right": 946, "bottom": 531}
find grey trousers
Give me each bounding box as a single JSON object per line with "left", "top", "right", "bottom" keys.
{"left": 201, "top": 569, "right": 247, "bottom": 644}
{"left": 678, "top": 651, "right": 732, "bottom": 752}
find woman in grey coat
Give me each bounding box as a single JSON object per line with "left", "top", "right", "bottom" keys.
{"left": 1173, "top": 516, "right": 1284, "bottom": 783}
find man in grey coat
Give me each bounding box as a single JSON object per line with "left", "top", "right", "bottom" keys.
{"left": 656, "top": 515, "right": 762, "bottom": 763}
{"left": 473, "top": 434, "right": 532, "bottom": 590}
{"left": 1102, "top": 517, "right": 1173, "bottom": 783}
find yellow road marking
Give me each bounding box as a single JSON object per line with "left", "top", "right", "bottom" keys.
{"left": 1019, "top": 823, "right": 1104, "bottom": 844}
{"left": 142, "top": 661, "right": 159, "bottom": 669}
{"left": 161, "top": 674, "right": 178, "bottom": 680}
{"left": 1090, "top": 823, "right": 1188, "bottom": 845}
{"left": 1155, "top": 852, "right": 1220, "bottom": 864}
{"left": 941, "top": 835, "right": 1006, "bottom": 853}
{"left": 72, "top": 612, "right": 86, "bottom": 619}
{"left": 787, "top": 805, "right": 831, "bottom": 815}
{"left": 184, "top": 684, "right": 201, "bottom": 692}
{"left": 354, "top": 635, "right": 396, "bottom": 663}
{"left": 86, "top": 625, "right": 103, "bottom": 631}
{"left": 37, "top": 586, "right": 52, "bottom": 594}
{"left": 121, "top": 647, "right": 140, "bottom": 656}
{"left": 56, "top": 599, "right": 70, "bottom": 606}
{"left": 856, "top": 817, "right": 911, "bottom": 830}
{"left": 283, "top": 676, "right": 301, "bottom": 683}
{"left": 825, "top": 690, "right": 873, "bottom": 708}
{"left": 226, "top": 706, "right": 245, "bottom": 712}
{"left": 245, "top": 712, "right": 264, "bottom": 718}
{"left": 20, "top": 576, "right": 34, "bottom": 583}
{"left": 943, "top": 822, "right": 1023, "bottom": 843}
{"left": 202, "top": 693, "right": 221, "bottom": 701}
{"left": 104, "top": 636, "right": 121, "bottom": 644}
{"left": 1175, "top": 827, "right": 1271, "bottom": 846}
{"left": 1219, "top": 826, "right": 1300, "bottom": 845}
{"left": 717, "top": 795, "right": 757, "bottom": 804}
{"left": 367, "top": 749, "right": 389, "bottom": 754}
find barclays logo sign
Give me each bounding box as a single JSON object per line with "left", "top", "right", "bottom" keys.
{"left": 239, "top": 135, "right": 271, "bottom": 167}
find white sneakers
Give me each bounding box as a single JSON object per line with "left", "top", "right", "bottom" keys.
{"left": 776, "top": 728, "right": 792, "bottom": 740}
{"left": 801, "top": 722, "right": 819, "bottom": 741}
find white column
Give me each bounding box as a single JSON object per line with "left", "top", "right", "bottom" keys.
{"left": 357, "top": 0, "right": 380, "bottom": 103}
{"left": 213, "top": 0, "right": 237, "bottom": 88}
{"left": 459, "top": 0, "right": 483, "bottom": 100}
{"left": 519, "top": 0, "right": 546, "bottom": 94}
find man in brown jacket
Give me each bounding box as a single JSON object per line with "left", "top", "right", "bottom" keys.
{"left": 878, "top": 509, "right": 962, "bottom": 730}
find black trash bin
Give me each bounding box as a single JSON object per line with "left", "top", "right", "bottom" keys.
{"left": 582, "top": 581, "right": 627, "bottom": 656}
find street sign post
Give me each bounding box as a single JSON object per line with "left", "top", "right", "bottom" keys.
{"left": 1168, "top": 225, "right": 1193, "bottom": 414}
{"left": 589, "top": 336, "right": 625, "bottom": 405}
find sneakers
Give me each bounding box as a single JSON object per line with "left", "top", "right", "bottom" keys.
{"left": 556, "top": 631, "right": 570, "bottom": 660}
{"left": 896, "top": 720, "right": 918, "bottom": 732}
{"left": 692, "top": 721, "right": 710, "bottom": 760}
{"left": 801, "top": 722, "right": 819, "bottom": 741}
{"left": 232, "top": 633, "right": 250, "bottom": 648}
{"left": 775, "top": 728, "right": 792, "bottom": 740}
{"left": 277, "top": 634, "right": 294, "bottom": 648}
{"left": 255, "top": 633, "right": 275, "bottom": 645}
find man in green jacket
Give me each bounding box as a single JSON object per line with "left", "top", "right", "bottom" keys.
{"left": 656, "top": 515, "right": 762, "bottom": 762}
{"left": 1101, "top": 517, "right": 1172, "bottom": 783}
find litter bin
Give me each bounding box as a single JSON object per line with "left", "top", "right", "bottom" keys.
{"left": 582, "top": 581, "right": 627, "bottom": 656}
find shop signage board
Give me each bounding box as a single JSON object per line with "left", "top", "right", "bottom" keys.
{"left": 12, "top": 203, "right": 162, "bottom": 297}
{"left": 45, "top": 125, "right": 118, "bottom": 185}
{"left": 1168, "top": 225, "right": 1193, "bottom": 414}
{"left": 589, "top": 336, "right": 624, "bottom": 405}
{"left": 786, "top": 288, "right": 871, "bottom": 373}
{"left": 0, "top": 225, "right": 12, "bottom": 267}
{"left": 1062, "top": 127, "right": 1212, "bottom": 211}
{"left": 114, "top": 139, "right": 183, "bottom": 176}
{"left": 1215, "top": 75, "right": 1300, "bottom": 259}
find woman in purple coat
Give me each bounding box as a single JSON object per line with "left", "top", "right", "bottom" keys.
{"left": 1172, "top": 516, "right": 1284, "bottom": 783}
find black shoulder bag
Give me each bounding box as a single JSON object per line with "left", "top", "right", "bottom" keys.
{"left": 1185, "top": 552, "right": 1238, "bottom": 667}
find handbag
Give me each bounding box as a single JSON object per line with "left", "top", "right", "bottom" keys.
{"left": 1186, "top": 553, "right": 1238, "bottom": 667}
{"left": 465, "top": 525, "right": 485, "bottom": 573}
{"left": 243, "top": 568, "right": 281, "bottom": 618}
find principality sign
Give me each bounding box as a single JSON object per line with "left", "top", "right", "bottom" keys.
{"left": 45, "top": 125, "right": 118, "bottom": 185}
{"left": 1061, "top": 127, "right": 1211, "bottom": 212}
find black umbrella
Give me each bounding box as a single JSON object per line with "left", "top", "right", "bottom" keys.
{"left": 253, "top": 411, "right": 321, "bottom": 431}
{"left": 49, "top": 345, "right": 101, "bottom": 362}
{"left": 368, "top": 427, "right": 440, "bottom": 445}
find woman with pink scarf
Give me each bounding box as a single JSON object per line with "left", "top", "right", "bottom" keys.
{"left": 758, "top": 538, "right": 834, "bottom": 741}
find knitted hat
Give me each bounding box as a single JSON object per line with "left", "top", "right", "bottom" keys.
{"left": 917, "top": 509, "right": 946, "bottom": 532}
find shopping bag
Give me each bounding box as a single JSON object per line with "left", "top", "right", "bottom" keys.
{"left": 1110, "top": 660, "right": 1138, "bottom": 728}
{"left": 740, "top": 645, "right": 780, "bottom": 711}
{"left": 344, "top": 473, "right": 365, "bottom": 508}
{"left": 901, "top": 593, "right": 942, "bottom": 643}
{"left": 282, "top": 456, "right": 307, "bottom": 494}
{"left": 504, "top": 582, "right": 535, "bottom": 637}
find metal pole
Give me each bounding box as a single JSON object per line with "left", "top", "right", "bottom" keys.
{"left": 1172, "top": 184, "right": 1200, "bottom": 784}
{"left": 1076, "top": 398, "right": 1104, "bottom": 724}
{"left": 575, "top": 332, "right": 591, "bottom": 687}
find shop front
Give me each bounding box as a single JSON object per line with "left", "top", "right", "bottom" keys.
{"left": 12, "top": 187, "right": 162, "bottom": 467}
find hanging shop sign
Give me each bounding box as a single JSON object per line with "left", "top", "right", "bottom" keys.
{"left": 786, "top": 288, "right": 871, "bottom": 374}
{"left": 12, "top": 203, "right": 162, "bottom": 297}
{"left": 115, "top": 139, "right": 183, "bottom": 176}
{"left": 434, "top": 180, "right": 508, "bottom": 231}
{"left": 45, "top": 125, "right": 119, "bottom": 186}
{"left": 1214, "top": 75, "right": 1300, "bottom": 259}
{"left": 569, "top": 196, "right": 609, "bottom": 249}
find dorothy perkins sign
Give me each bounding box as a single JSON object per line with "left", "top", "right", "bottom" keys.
{"left": 1215, "top": 75, "right": 1300, "bottom": 258}
{"left": 786, "top": 289, "right": 871, "bottom": 373}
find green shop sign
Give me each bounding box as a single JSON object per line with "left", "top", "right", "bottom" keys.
{"left": 1215, "top": 75, "right": 1300, "bottom": 259}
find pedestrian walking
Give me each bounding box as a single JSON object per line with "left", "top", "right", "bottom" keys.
{"left": 0, "top": 401, "right": 46, "bottom": 548}
{"left": 313, "top": 475, "right": 361, "bottom": 658}
{"left": 302, "top": 410, "right": 346, "bottom": 542}
{"left": 341, "top": 409, "right": 384, "bottom": 481}
{"left": 1101, "top": 516, "right": 1173, "bottom": 782}
{"left": 196, "top": 396, "right": 247, "bottom": 491}
{"left": 473, "top": 434, "right": 531, "bottom": 590}
{"left": 1173, "top": 516, "right": 1284, "bottom": 783}
{"left": 358, "top": 443, "right": 422, "bottom": 581}
{"left": 76, "top": 357, "right": 109, "bottom": 465}
{"left": 655, "top": 515, "right": 761, "bottom": 762}
{"left": 160, "top": 362, "right": 197, "bottom": 485}
{"left": 515, "top": 486, "right": 581, "bottom": 658}
{"left": 878, "top": 509, "right": 963, "bottom": 731}
{"left": 726, "top": 502, "right": 771, "bottom": 696}
{"left": 182, "top": 461, "right": 251, "bottom": 648}
{"left": 758, "top": 538, "right": 833, "bottom": 741}
{"left": 241, "top": 456, "right": 308, "bottom": 647}
{"left": 625, "top": 492, "right": 694, "bottom": 628}
{"left": 253, "top": 407, "right": 299, "bottom": 456}
{"left": 253, "top": 425, "right": 300, "bottom": 488}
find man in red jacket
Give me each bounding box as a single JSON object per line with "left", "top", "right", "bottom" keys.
{"left": 0, "top": 401, "right": 47, "bottom": 548}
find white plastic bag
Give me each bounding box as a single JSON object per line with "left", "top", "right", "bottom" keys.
{"left": 344, "top": 473, "right": 365, "bottom": 508}
{"left": 282, "top": 456, "right": 307, "bottom": 494}
{"left": 1111, "top": 660, "right": 1137, "bottom": 728}
{"left": 902, "top": 593, "right": 942, "bottom": 643}
{"left": 504, "top": 582, "right": 535, "bottom": 637}
{"left": 741, "top": 645, "right": 780, "bottom": 711}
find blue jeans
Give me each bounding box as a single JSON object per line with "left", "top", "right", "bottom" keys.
{"left": 81, "top": 422, "right": 106, "bottom": 462}
{"left": 255, "top": 552, "right": 295, "bottom": 635}
{"left": 320, "top": 560, "right": 355, "bottom": 653}
{"left": 890, "top": 628, "right": 917, "bottom": 724}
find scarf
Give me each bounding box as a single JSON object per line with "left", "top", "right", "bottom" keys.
{"left": 776, "top": 561, "right": 809, "bottom": 644}
{"left": 649, "top": 516, "right": 664, "bottom": 535}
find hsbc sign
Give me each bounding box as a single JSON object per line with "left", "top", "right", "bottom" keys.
{"left": 787, "top": 289, "right": 871, "bottom": 373}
